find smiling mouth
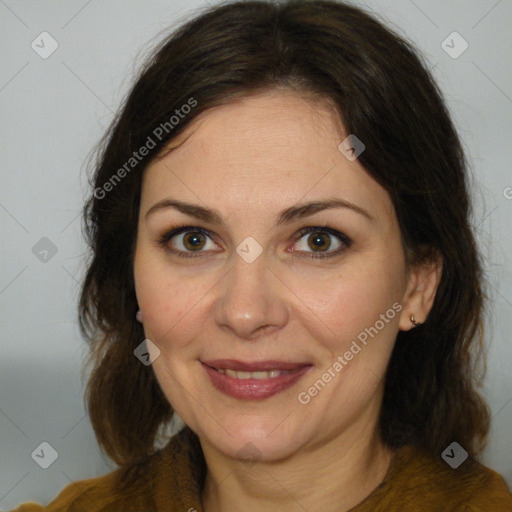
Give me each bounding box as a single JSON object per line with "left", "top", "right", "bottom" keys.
{"left": 213, "top": 368, "right": 297, "bottom": 379}
{"left": 201, "top": 359, "right": 312, "bottom": 400}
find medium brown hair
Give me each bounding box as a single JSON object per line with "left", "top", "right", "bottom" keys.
{"left": 79, "top": 0, "right": 490, "bottom": 468}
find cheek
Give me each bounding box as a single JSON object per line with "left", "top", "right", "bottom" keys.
{"left": 290, "top": 258, "right": 403, "bottom": 356}
{"left": 134, "top": 248, "right": 221, "bottom": 349}
{"left": 137, "top": 279, "right": 201, "bottom": 343}
{"left": 134, "top": 248, "right": 188, "bottom": 340}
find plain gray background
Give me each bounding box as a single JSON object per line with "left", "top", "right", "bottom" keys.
{"left": 1, "top": 0, "right": 511, "bottom": 508}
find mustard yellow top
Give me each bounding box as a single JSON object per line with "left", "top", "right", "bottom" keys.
{"left": 11, "top": 427, "right": 512, "bottom": 511}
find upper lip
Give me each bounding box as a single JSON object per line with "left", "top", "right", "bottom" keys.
{"left": 201, "top": 359, "right": 311, "bottom": 371}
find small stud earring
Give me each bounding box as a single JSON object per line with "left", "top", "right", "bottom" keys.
{"left": 410, "top": 314, "right": 422, "bottom": 327}
{"left": 136, "top": 309, "right": 143, "bottom": 322}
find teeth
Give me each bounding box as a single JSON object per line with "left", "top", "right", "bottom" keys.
{"left": 216, "top": 368, "right": 292, "bottom": 379}
{"left": 251, "top": 371, "right": 270, "bottom": 379}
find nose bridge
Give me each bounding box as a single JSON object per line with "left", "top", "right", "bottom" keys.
{"left": 213, "top": 250, "right": 288, "bottom": 339}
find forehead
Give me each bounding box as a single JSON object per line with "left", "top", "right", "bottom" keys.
{"left": 157, "top": 90, "right": 343, "bottom": 173}
{"left": 141, "top": 90, "right": 394, "bottom": 222}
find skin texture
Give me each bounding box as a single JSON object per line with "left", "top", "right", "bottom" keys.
{"left": 133, "top": 89, "right": 442, "bottom": 512}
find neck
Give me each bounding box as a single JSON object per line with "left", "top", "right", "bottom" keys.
{"left": 200, "top": 422, "right": 393, "bottom": 512}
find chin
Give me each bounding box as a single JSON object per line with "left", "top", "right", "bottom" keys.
{"left": 196, "top": 413, "right": 310, "bottom": 463}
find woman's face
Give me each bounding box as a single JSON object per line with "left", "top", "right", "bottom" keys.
{"left": 134, "top": 90, "right": 417, "bottom": 461}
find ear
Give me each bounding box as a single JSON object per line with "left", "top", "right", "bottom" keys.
{"left": 398, "top": 253, "right": 442, "bottom": 331}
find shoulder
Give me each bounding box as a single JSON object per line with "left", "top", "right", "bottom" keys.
{"left": 10, "top": 462, "right": 152, "bottom": 512}
{"left": 10, "top": 470, "right": 117, "bottom": 511}
{"left": 373, "top": 444, "right": 512, "bottom": 511}
{"left": 10, "top": 427, "right": 205, "bottom": 512}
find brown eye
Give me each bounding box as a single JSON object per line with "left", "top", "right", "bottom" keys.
{"left": 159, "top": 227, "right": 218, "bottom": 257}
{"left": 182, "top": 231, "right": 207, "bottom": 251}
{"left": 292, "top": 227, "right": 351, "bottom": 259}
{"left": 307, "top": 232, "right": 331, "bottom": 252}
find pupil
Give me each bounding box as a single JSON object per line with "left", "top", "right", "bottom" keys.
{"left": 309, "top": 232, "right": 330, "bottom": 251}
{"left": 185, "top": 232, "right": 204, "bottom": 250}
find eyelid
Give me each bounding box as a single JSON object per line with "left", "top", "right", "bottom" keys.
{"left": 158, "top": 224, "right": 352, "bottom": 259}
{"left": 157, "top": 225, "right": 219, "bottom": 257}
{"left": 292, "top": 226, "right": 351, "bottom": 245}
{"left": 289, "top": 226, "right": 352, "bottom": 259}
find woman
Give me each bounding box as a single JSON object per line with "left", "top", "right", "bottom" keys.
{"left": 13, "top": 0, "right": 512, "bottom": 510}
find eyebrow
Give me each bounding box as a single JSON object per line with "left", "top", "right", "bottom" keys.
{"left": 145, "top": 197, "right": 374, "bottom": 227}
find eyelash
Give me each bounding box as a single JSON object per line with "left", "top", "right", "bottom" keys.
{"left": 157, "top": 224, "right": 352, "bottom": 260}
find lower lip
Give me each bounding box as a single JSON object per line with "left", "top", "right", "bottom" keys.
{"left": 201, "top": 362, "right": 312, "bottom": 400}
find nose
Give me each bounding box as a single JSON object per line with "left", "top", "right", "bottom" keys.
{"left": 213, "top": 252, "right": 290, "bottom": 341}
